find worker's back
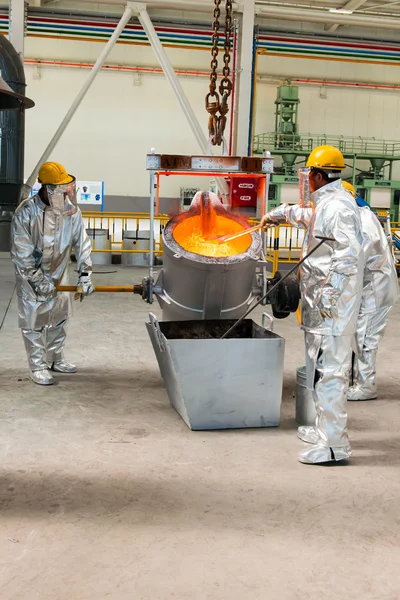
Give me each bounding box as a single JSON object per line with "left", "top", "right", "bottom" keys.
{"left": 358, "top": 207, "right": 398, "bottom": 314}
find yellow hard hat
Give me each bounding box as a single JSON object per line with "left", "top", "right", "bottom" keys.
{"left": 38, "top": 161, "right": 74, "bottom": 185}
{"left": 306, "top": 145, "right": 345, "bottom": 171}
{"left": 342, "top": 181, "right": 356, "bottom": 198}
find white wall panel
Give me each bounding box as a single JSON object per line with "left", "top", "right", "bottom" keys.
{"left": 23, "top": 37, "right": 400, "bottom": 197}
{"left": 24, "top": 60, "right": 228, "bottom": 197}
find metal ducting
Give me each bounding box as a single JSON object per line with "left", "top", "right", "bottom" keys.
{"left": 0, "top": 34, "right": 34, "bottom": 252}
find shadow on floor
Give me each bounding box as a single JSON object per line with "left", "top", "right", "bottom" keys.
{"left": 0, "top": 459, "right": 399, "bottom": 525}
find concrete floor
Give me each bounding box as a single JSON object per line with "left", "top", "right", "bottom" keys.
{"left": 1, "top": 253, "right": 400, "bottom": 600}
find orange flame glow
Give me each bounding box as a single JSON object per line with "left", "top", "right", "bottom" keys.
{"left": 173, "top": 194, "right": 252, "bottom": 258}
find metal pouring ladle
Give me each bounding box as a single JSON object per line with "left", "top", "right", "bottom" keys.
{"left": 220, "top": 235, "right": 335, "bottom": 339}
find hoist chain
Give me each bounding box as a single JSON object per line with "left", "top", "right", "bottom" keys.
{"left": 206, "top": 0, "right": 233, "bottom": 147}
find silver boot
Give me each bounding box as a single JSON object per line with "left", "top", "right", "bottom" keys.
{"left": 52, "top": 360, "right": 77, "bottom": 373}
{"left": 299, "top": 443, "right": 352, "bottom": 465}
{"left": 30, "top": 369, "right": 55, "bottom": 386}
{"left": 347, "top": 384, "right": 377, "bottom": 401}
{"left": 297, "top": 425, "right": 319, "bottom": 444}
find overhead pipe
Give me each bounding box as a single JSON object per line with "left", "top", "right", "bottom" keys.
{"left": 228, "top": 20, "right": 238, "bottom": 156}
{"left": 257, "top": 5, "right": 400, "bottom": 30}
{"left": 25, "top": 2, "right": 135, "bottom": 193}
{"left": 24, "top": 58, "right": 400, "bottom": 92}
{"left": 70, "top": 0, "right": 236, "bottom": 10}
{"left": 134, "top": 3, "right": 229, "bottom": 197}
{"left": 289, "top": 77, "right": 400, "bottom": 91}
{"left": 236, "top": 0, "right": 255, "bottom": 156}
{"left": 23, "top": 59, "right": 212, "bottom": 78}
{"left": 247, "top": 34, "right": 258, "bottom": 156}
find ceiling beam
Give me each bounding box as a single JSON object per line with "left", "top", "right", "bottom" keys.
{"left": 36, "top": 0, "right": 234, "bottom": 10}
{"left": 326, "top": 0, "right": 369, "bottom": 32}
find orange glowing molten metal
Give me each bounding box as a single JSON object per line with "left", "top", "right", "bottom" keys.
{"left": 173, "top": 194, "right": 252, "bottom": 258}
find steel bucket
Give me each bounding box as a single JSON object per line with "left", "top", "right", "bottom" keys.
{"left": 295, "top": 365, "right": 316, "bottom": 426}
{"left": 146, "top": 314, "right": 285, "bottom": 430}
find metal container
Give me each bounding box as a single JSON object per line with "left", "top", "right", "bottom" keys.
{"left": 0, "top": 35, "right": 31, "bottom": 252}
{"left": 154, "top": 216, "right": 262, "bottom": 321}
{"left": 86, "top": 228, "right": 112, "bottom": 266}
{"left": 122, "top": 229, "right": 153, "bottom": 267}
{"left": 295, "top": 365, "right": 316, "bottom": 426}
{"left": 146, "top": 314, "right": 285, "bottom": 430}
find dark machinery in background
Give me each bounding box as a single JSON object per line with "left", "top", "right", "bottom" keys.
{"left": 0, "top": 34, "right": 34, "bottom": 252}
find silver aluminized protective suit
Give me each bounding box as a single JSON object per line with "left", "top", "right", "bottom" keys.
{"left": 10, "top": 193, "right": 92, "bottom": 371}
{"left": 265, "top": 179, "right": 364, "bottom": 462}
{"left": 348, "top": 206, "right": 398, "bottom": 400}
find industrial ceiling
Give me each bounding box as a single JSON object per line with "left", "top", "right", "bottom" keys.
{"left": 11, "top": 0, "right": 400, "bottom": 37}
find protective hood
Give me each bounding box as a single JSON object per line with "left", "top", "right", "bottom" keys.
{"left": 45, "top": 178, "right": 77, "bottom": 214}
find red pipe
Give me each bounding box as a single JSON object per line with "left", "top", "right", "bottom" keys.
{"left": 24, "top": 58, "right": 211, "bottom": 78}
{"left": 24, "top": 58, "right": 400, "bottom": 92}
{"left": 291, "top": 77, "right": 400, "bottom": 91}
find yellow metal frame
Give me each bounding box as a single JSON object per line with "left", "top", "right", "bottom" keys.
{"left": 81, "top": 211, "right": 399, "bottom": 271}
{"left": 82, "top": 211, "right": 169, "bottom": 255}
{"left": 264, "top": 222, "right": 400, "bottom": 274}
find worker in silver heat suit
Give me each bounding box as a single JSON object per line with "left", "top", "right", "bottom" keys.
{"left": 11, "top": 161, "right": 94, "bottom": 386}
{"left": 261, "top": 145, "right": 364, "bottom": 464}
{"left": 342, "top": 181, "right": 398, "bottom": 401}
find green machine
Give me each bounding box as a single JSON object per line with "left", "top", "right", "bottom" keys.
{"left": 356, "top": 159, "right": 400, "bottom": 222}
{"left": 254, "top": 84, "right": 400, "bottom": 219}
{"left": 267, "top": 83, "right": 303, "bottom": 210}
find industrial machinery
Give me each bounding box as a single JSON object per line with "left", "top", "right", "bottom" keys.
{"left": 355, "top": 162, "right": 400, "bottom": 221}
{"left": 254, "top": 83, "right": 400, "bottom": 219}
{"left": 259, "top": 83, "right": 303, "bottom": 211}
{"left": 142, "top": 153, "right": 300, "bottom": 430}
{"left": 61, "top": 153, "right": 301, "bottom": 430}
{"left": 0, "top": 35, "right": 34, "bottom": 252}
{"left": 143, "top": 153, "right": 300, "bottom": 321}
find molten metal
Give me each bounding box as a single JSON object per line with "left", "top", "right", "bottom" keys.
{"left": 173, "top": 193, "right": 252, "bottom": 258}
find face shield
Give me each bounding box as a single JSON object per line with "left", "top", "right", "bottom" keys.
{"left": 298, "top": 168, "right": 311, "bottom": 208}
{"left": 309, "top": 168, "right": 341, "bottom": 194}
{"left": 45, "top": 177, "right": 77, "bottom": 213}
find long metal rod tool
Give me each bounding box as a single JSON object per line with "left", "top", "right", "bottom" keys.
{"left": 220, "top": 235, "right": 335, "bottom": 339}
{"left": 57, "top": 285, "right": 138, "bottom": 293}
{"left": 214, "top": 223, "right": 262, "bottom": 243}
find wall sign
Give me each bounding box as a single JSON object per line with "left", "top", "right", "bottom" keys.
{"left": 76, "top": 181, "right": 104, "bottom": 208}
{"left": 30, "top": 180, "right": 105, "bottom": 209}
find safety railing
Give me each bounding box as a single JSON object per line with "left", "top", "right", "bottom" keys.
{"left": 264, "top": 223, "right": 400, "bottom": 274}
{"left": 253, "top": 132, "right": 400, "bottom": 157}
{"left": 81, "top": 211, "right": 169, "bottom": 255}
{"left": 391, "top": 222, "right": 400, "bottom": 259}
{"left": 264, "top": 225, "right": 304, "bottom": 274}
{"left": 81, "top": 212, "right": 399, "bottom": 272}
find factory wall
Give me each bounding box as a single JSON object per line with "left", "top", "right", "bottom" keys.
{"left": 24, "top": 39, "right": 221, "bottom": 213}
{"left": 255, "top": 54, "right": 400, "bottom": 179}
{"left": 23, "top": 35, "right": 400, "bottom": 210}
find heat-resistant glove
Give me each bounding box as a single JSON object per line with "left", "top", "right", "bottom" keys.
{"left": 74, "top": 272, "right": 95, "bottom": 302}
{"left": 260, "top": 205, "right": 289, "bottom": 230}
{"left": 34, "top": 274, "right": 57, "bottom": 301}
{"left": 317, "top": 294, "right": 339, "bottom": 320}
